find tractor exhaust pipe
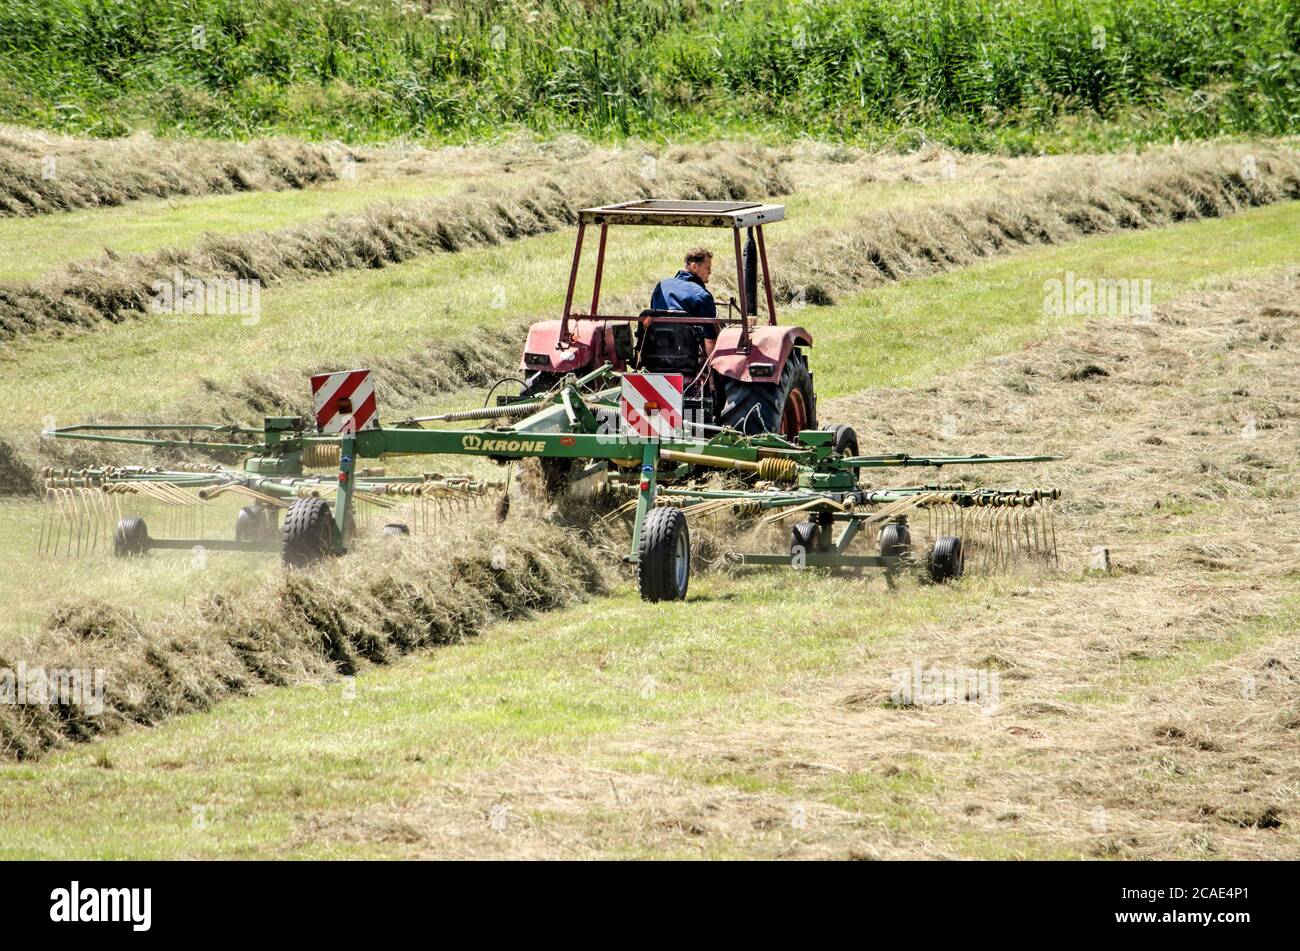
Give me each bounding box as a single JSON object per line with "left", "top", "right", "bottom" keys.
{"left": 743, "top": 227, "right": 758, "bottom": 317}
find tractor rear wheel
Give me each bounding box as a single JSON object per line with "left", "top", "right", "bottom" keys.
{"left": 113, "top": 516, "right": 149, "bottom": 558}
{"left": 929, "top": 535, "right": 964, "bottom": 583}
{"left": 281, "top": 498, "right": 338, "bottom": 567}
{"left": 638, "top": 507, "right": 690, "bottom": 602}
{"left": 718, "top": 349, "right": 816, "bottom": 439}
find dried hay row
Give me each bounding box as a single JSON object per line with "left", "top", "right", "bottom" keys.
{"left": 0, "top": 518, "right": 615, "bottom": 761}
{"left": 0, "top": 438, "right": 39, "bottom": 496}
{"left": 170, "top": 143, "right": 1300, "bottom": 438}
{"left": 0, "top": 126, "right": 338, "bottom": 217}
{"left": 0, "top": 319, "right": 536, "bottom": 493}
{"left": 765, "top": 143, "right": 1300, "bottom": 307}
{"left": 0, "top": 145, "right": 789, "bottom": 341}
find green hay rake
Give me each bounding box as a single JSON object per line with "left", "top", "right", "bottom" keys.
{"left": 44, "top": 363, "right": 1060, "bottom": 601}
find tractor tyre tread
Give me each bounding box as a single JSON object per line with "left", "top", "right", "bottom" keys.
{"left": 717, "top": 349, "right": 817, "bottom": 437}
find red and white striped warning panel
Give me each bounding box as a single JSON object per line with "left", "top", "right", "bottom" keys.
{"left": 619, "top": 373, "right": 684, "bottom": 439}
{"left": 310, "top": 369, "right": 379, "bottom": 434}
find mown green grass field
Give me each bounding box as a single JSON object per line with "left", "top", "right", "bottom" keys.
{"left": 0, "top": 0, "right": 1297, "bottom": 862}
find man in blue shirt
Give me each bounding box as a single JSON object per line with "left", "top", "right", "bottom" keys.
{"left": 651, "top": 247, "right": 719, "bottom": 353}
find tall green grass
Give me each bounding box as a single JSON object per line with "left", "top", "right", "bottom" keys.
{"left": 0, "top": 0, "right": 1295, "bottom": 149}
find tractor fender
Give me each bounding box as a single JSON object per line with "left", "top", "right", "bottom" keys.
{"left": 519, "top": 320, "right": 603, "bottom": 374}
{"left": 709, "top": 325, "right": 813, "bottom": 383}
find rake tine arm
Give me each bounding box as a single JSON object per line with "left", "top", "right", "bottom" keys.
{"left": 838, "top": 453, "right": 1061, "bottom": 469}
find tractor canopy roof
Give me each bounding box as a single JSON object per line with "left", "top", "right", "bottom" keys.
{"left": 578, "top": 200, "right": 784, "bottom": 229}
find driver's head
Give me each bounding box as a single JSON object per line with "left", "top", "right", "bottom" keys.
{"left": 684, "top": 247, "right": 713, "bottom": 284}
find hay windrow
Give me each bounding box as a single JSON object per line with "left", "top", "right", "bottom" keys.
{"left": 0, "top": 319, "right": 532, "bottom": 478}
{"left": 191, "top": 146, "right": 1300, "bottom": 428}
{"left": 762, "top": 143, "right": 1300, "bottom": 307}
{"left": 189, "top": 320, "right": 532, "bottom": 425}
{"left": 0, "top": 515, "right": 615, "bottom": 762}
{"left": 0, "top": 144, "right": 790, "bottom": 342}
{"left": 0, "top": 437, "right": 39, "bottom": 495}
{"left": 0, "top": 126, "right": 337, "bottom": 217}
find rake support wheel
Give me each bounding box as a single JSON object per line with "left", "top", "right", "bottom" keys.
{"left": 281, "top": 497, "right": 338, "bottom": 567}
{"left": 113, "top": 516, "right": 149, "bottom": 558}
{"left": 638, "top": 507, "right": 690, "bottom": 602}
{"left": 236, "top": 504, "right": 278, "bottom": 542}
{"left": 879, "top": 522, "right": 911, "bottom": 559}
{"left": 929, "top": 535, "right": 964, "bottom": 583}
{"left": 790, "top": 521, "right": 828, "bottom": 559}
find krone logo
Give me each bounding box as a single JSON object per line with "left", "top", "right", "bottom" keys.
{"left": 461, "top": 434, "right": 545, "bottom": 454}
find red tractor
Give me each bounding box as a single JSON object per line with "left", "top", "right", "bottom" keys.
{"left": 518, "top": 200, "right": 824, "bottom": 442}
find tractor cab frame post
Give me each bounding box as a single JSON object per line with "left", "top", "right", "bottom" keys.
{"left": 557, "top": 201, "right": 785, "bottom": 350}
{"left": 559, "top": 220, "right": 586, "bottom": 348}
{"left": 731, "top": 225, "right": 749, "bottom": 345}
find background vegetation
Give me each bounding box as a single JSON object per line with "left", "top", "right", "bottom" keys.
{"left": 1, "top": 0, "right": 1296, "bottom": 150}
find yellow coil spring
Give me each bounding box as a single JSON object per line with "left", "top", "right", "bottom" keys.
{"left": 302, "top": 443, "right": 341, "bottom": 469}
{"left": 756, "top": 457, "right": 799, "bottom": 484}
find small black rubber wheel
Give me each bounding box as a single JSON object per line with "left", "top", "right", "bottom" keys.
{"left": 879, "top": 522, "right": 912, "bottom": 559}
{"left": 790, "top": 521, "right": 824, "bottom": 558}
{"left": 929, "top": 535, "right": 964, "bottom": 583}
{"left": 281, "top": 497, "right": 338, "bottom": 567}
{"left": 113, "top": 516, "right": 149, "bottom": 558}
{"left": 383, "top": 522, "right": 410, "bottom": 536}
{"left": 638, "top": 507, "right": 690, "bottom": 602}
{"left": 235, "top": 504, "right": 277, "bottom": 542}
{"left": 827, "top": 424, "right": 859, "bottom": 457}
{"left": 235, "top": 506, "right": 258, "bottom": 542}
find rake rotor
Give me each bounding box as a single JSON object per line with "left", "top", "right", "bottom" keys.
{"left": 37, "top": 465, "right": 504, "bottom": 558}
{"left": 601, "top": 479, "right": 1059, "bottom": 575}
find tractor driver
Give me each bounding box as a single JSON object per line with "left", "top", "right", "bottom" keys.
{"left": 651, "top": 247, "right": 718, "bottom": 355}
